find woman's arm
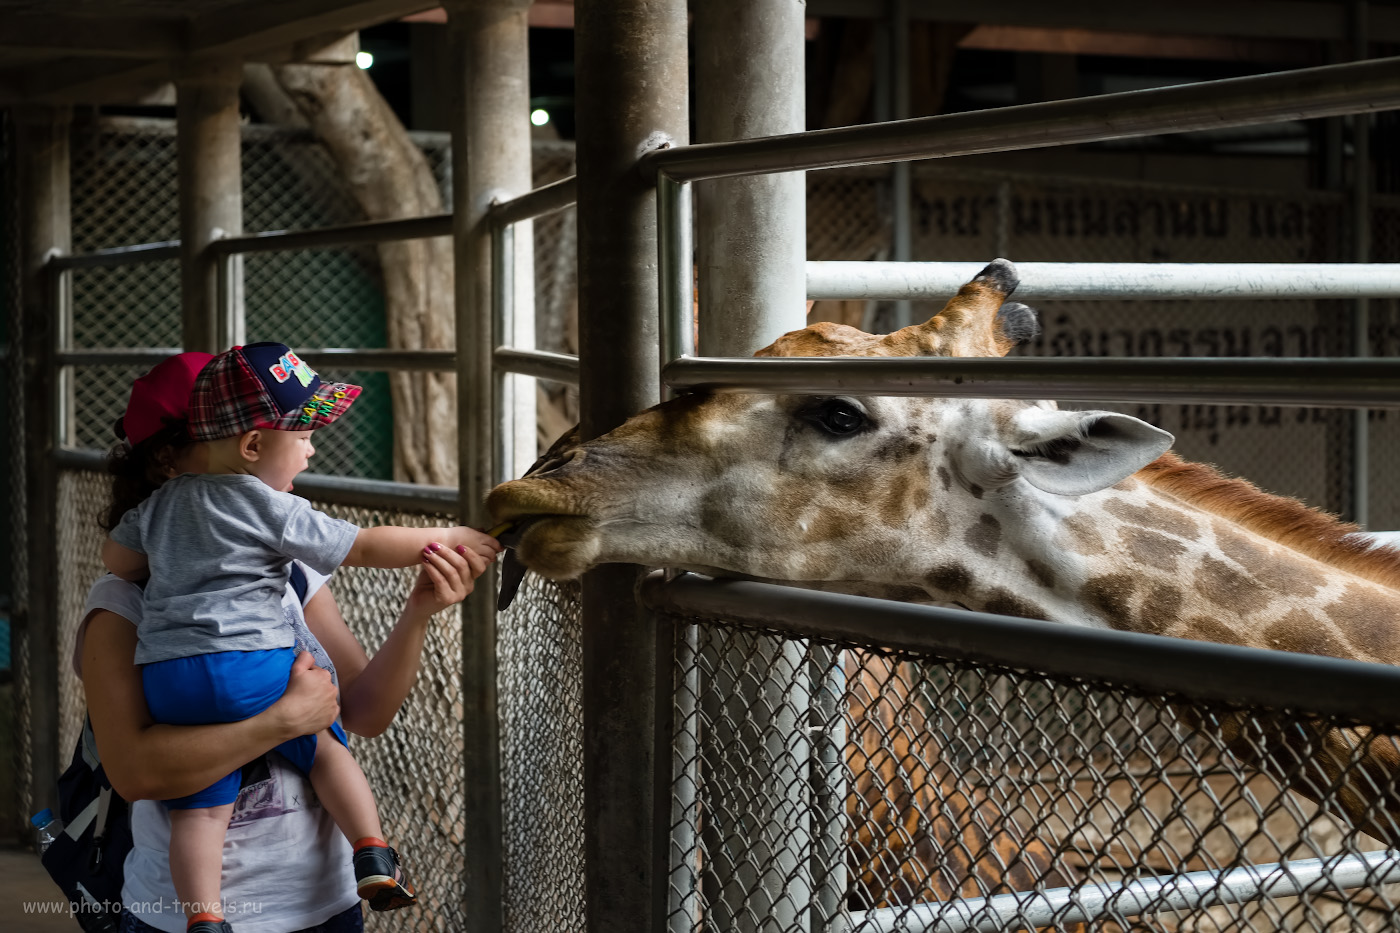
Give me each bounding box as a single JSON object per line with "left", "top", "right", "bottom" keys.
{"left": 310, "top": 543, "right": 491, "bottom": 738}
{"left": 82, "top": 610, "right": 341, "bottom": 801}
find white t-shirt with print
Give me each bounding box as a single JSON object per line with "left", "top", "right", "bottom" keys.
{"left": 78, "top": 568, "right": 359, "bottom": 933}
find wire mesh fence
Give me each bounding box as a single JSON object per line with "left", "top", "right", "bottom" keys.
{"left": 20, "top": 114, "right": 1400, "bottom": 933}
{"left": 64, "top": 118, "right": 579, "bottom": 480}
{"left": 658, "top": 603, "right": 1400, "bottom": 933}
{"left": 52, "top": 467, "right": 477, "bottom": 932}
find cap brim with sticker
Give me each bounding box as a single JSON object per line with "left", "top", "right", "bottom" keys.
{"left": 261, "top": 381, "right": 362, "bottom": 432}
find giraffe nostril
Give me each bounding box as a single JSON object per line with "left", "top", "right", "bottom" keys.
{"left": 525, "top": 448, "right": 580, "bottom": 478}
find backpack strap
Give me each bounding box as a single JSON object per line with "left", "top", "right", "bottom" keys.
{"left": 289, "top": 562, "right": 310, "bottom": 604}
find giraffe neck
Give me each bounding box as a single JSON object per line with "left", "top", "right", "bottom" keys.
{"left": 929, "top": 475, "right": 1400, "bottom": 664}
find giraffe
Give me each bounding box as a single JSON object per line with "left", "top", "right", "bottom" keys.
{"left": 486, "top": 259, "right": 1400, "bottom": 902}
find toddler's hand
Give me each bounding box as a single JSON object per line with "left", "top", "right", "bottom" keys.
{"left": 442, "top": 526, "right": 505, "bottom": 562}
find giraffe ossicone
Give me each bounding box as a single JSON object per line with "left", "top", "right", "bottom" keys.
{"left": 488, "top": 258, "right": 1400, "bottom": 844}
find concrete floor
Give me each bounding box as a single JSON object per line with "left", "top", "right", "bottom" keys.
{"left": 0, "top": 843, "right": 81, "bottom": 932}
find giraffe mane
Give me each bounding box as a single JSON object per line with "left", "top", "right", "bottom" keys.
{"left": 1137, "top": 451, "right": 1400, "bottom": 590}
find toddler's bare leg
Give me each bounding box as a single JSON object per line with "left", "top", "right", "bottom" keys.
{"left": 169, "top": 802, "right": 236, "bottom": 923}
{"left": 309, "top": 729, "right": 382, "bottom": 843}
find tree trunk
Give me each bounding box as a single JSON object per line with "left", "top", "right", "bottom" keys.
{"left": 245, "top": 51, "right": 458, "bottom": 486}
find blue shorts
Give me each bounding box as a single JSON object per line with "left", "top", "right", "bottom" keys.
{"left": 142, "top": 647, "right": 348, "bottom": 809}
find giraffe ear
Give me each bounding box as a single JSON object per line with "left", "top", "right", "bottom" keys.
{"left": 1007, "top": 409, "right": 1174, "bottom": 497}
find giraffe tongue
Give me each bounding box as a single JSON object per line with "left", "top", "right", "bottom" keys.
{"left": 491, "top": 517, "right": 544, "bottom": 611}
{"left": 498, "top": 548, "right": 529, "bottom": 611}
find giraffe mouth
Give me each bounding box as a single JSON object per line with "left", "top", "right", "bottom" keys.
{"left": 485, "top": 509, "right": 601, "bottom": 605}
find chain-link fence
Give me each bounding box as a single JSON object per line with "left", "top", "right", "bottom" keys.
{"left": 655, "top": 587, "right": 1400, "bottom": 933}
{"left": 21, "top": 116, "right": 1400, "bottom": 933}
{"left": 52, "top": 467, "right": 473, "bottom": 932}
{"left": 66, "top": 118, "right": 578, "bottom": 480}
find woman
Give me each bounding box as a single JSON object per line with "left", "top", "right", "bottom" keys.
{"left": 76, "top": 352, "right": 500, "bottom": 933}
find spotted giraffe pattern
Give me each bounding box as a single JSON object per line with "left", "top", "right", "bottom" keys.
{"left": 488, "top": 259, "right": 1400, "bottom": 896}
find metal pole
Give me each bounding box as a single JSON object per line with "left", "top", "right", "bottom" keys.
{"left": 446, "top": 0, "right": 534, "bottom": 927}
{"left": 492, "top": 220, "right": 516, "bottom": 484}
{"left": 656, "top": 172, "right": 695, "bottom": 370}
{"left": 805, "top": 260, "right": 1400, "bottom": 301}
{"left": 1351, "top": 0, "right": 1372, "bottom": 527}
{"left": 693, "top": 0, "right": 808, "bottom": 358}
{"left": 640, "top": 575, "right": 1400, "bottom": 726}
{"left": 14, "top": 103, "right": 71, "bottom": 821}
{"left": 575, "top": 2, "right": 688, "bottom": 932}
{"left": 174, "top": 56, "right": 243, "bottom": 353}
{"left": 643, "top": 56, "right": 1400, "bottom": 182}
{"left": 661, "top": 355, "right": 1400, "bottom": 409}
{"left": 891, "top": 0, "right": 914, "bottom": 329}
{"left": 851, "top": 850, "right": 1400, "bottom": 933}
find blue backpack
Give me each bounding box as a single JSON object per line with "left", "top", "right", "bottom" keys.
{"left": 40, "top": 564, "right": 311, "bottom": 932}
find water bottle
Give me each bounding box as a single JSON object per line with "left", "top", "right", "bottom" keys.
{"left": 30, "top": 807, "right": 62, "bottom": 854}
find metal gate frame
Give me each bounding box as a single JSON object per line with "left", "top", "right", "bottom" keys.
{"left": 18, "top": 14, "right": 1400, "bottom": 933}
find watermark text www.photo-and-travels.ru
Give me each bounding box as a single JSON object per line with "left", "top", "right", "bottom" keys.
{"left": 23, "top": 898, "right": 265, "bottom": 918}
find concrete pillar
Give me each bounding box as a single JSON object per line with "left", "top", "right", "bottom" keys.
{"left": 574, "top": 2, "right": 688, "bottom": 932}
{"left": 694, "top": 0, "right": 808, "bottom": 356}
{"left": 445, "top": 1, "right": 533, "bottom": 928}
{"left": 693, "top": 5, "right": 817, "bottom": 930}
{"left": 14, "top": 104, "right": 72, "bottom": 818}
{"left": 175, "top": 56, "right": 243, "bottom": 353}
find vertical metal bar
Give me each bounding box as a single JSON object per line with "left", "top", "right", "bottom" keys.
{"left": 213, "top": 249, "right": 244, "bottom": 348}
{"left": 52, "top": 266, "right": 73, "bottom": 447}
{"left": 575, "top": 1, "right": 689, "bottom": 931}
{"left": 174, "top": 57, "right": 242, "bottom": 354}
{"left": 1351, "top": 0, "right": 1371, "bottom": 527}
{"left": 667, "top": 620, "right": 701, "bottom": 933}
{"left": 891, "top": 0, "right": 913, "bottom": 329}
{"left": 657, "top": 172, "right": 694, "bottom": 370}
{"left": 446, "top": 1, "right": 534, "bottom": 928}
{"left": 15, "top": 103, "right": 71, "bottom": 819}
{"left": 809, "top": 646, "right": 848, "bottom": 933}
{"left": 492, "top": 219, "right": 516, "bottom": 485}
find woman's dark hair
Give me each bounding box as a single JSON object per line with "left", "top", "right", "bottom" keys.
{"left": 100, "top": 418, "right": 196, "bottom": 531}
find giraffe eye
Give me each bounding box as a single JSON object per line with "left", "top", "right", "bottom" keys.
{"left": 801, "top": 398, "right": 869, "bottom": 436}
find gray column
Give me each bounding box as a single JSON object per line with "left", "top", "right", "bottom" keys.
{"left": 694, "top": 0, "right": 808, "bottom": 356}
{"left": 693, "top": 6, "right": 816, "bottom": 930}
{"left": 574, "top": 2, "right": 688, "bottom": 932}
{"left": 14, "top": 104, "right": 71, "bottom": 818}
{"left": 175, "top": 56, "right": 242, "bottom": 353}
{"left": 447, "top": 1, "right": 533, "bottom": 929}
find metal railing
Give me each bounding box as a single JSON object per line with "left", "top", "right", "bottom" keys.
{"left": 34, "top": 45, "right": 1400, "bottom": 933}
{"left": 632, "top": 52, "right": 1400, "bottom": 933}
{"left": 641, "top": 574, "right": 1400, "bottom": 930}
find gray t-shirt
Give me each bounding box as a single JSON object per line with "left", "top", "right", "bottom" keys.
{"left": 110, "top": 473, "right": 358, "bottom": 664}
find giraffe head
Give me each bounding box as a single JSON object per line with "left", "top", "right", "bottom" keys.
{"left": 486, "top": 259, "right": 1173, "bottom": 600}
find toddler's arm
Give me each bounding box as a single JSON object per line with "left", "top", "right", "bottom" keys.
{"left": 102, "top": 537, "right": 150, "bottom": 583}
{"left": 343, "top": 525, "right": 501, "bottom": 569}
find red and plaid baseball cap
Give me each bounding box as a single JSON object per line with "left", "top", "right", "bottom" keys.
{"left": 118, "top": 351, "right": 215, "bottom": 446}
{"left": 188, "top": 342, "right": 362, "bottom": 441}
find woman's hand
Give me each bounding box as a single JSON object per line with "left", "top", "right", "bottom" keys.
{"left": 407, "top": 541, "right": 495, "bottom": 617}
{"left": 269, "top": 651, "right": 340, "bottom": 737}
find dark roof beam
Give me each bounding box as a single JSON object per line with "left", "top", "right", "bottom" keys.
{"left": 807, "top": 0, "right": 1400, "bottom": 45}
{"left": 185, "top": 0, "right": 437, "bottom": 58}
{"left": 0, "top": 15, "right": 183, "bottom": 59}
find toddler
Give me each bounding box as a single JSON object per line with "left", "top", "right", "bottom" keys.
{"left": 103, "top": 343, "right": 498, "bottom": 933}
